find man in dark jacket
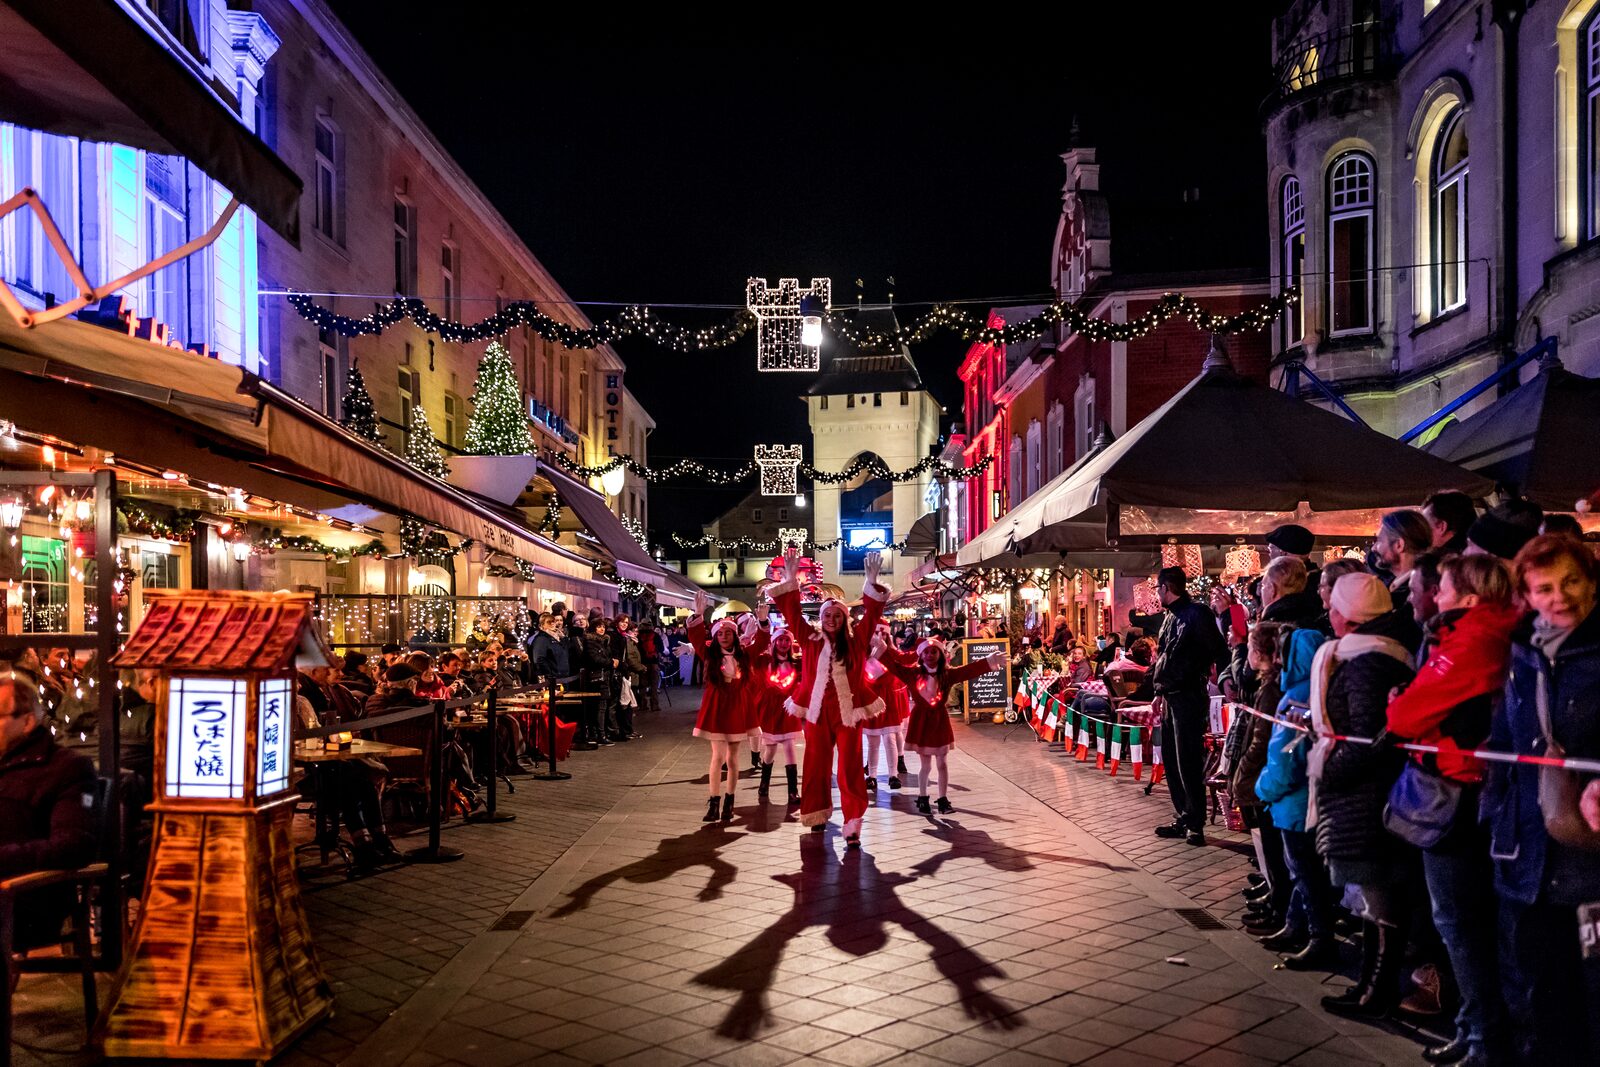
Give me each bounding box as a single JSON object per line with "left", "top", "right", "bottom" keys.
{"left": 528, "top": 614, "right": 574, "bottom": 685}
{"left": 0, "top": 672, "right": 97, "bottom": 949}
{"left": 1151, "top": 566, "right": 1228, "bottom": 845}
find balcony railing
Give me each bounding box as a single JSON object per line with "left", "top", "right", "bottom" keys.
{"left": 1272, "top": 19, "right": 1396, "bottom": 103}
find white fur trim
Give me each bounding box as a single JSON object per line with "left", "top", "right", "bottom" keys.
{"left": 861, "top": 582, "right": 889, "bottom": 603}
{"left": 760, "top": 730, "right": 803, "bottom": 744}
{"left": 799, "top": 806, "right": 832, "bottom": 827}
{"left": 840, "top": 697, "right": 885, "bottom": 728}
{"left": 841, "top": 817, "right": 862, "bottom": 837}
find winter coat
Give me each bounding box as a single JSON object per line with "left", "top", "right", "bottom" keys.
{"left": 1230, "top": 673, "right": 1282, "bottom": 818}
{"left": 1261, "top": 588, "right": 1325, "bottom": 630}
{"left": 1482, "top": 606, "right": 1600, "bottom": 906}
{"left": 1254, "top": 628, "right": 1325, "bottom": 831}
{"left": 886, "top": 655, "right": 997, "bottom": 755}
{"left": 771, "top": 577, "right": 889, "bottom": 727}
{"left": 1385, "top": 573, "right": 1426, "bottom": 656}
{"left": 528, "top": 629, "right": 572, "bottom": 681}
{"left": 688, "top": 617, "right": 768, "bottom": 739}
{"left": 1151, "top": 595, "right": 1227, "bottom": 695}
{"left": 1313, "top": 611, "right": 1415, "bottom": 862}
{"left": 0, "top": 727, "right": 97, "bottom": 948}
{"left": 1385, "top": 602, "right": 1521, "bottom": 783}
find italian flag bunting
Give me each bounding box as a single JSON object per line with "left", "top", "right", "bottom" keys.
{"left": 1075, "top": 717, "right": 1092, "bottom": 761}
{"left": 1130, "top": 725, "right": 1145, "bottom": 780}
{"left": 1094, "top": 720, "right": 1107, "bottom": 770}
{"left": 1107, "top": 724, "right": 1123, "bottom": 777}
{"left": 1149, "top": 722, "right": 1165, "bottom": 785}
{"left": 1043, "top": 699, "right": 1061, "bottom": 742}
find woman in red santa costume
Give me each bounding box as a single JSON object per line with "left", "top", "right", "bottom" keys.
{"left": 755, "top": 624, "right": 804, "bottom": 806}
{"left": 862, "top": 625, "right": 909, "bottom": 791}
{"left": 884, "top": 636, "right": 1007, "bottom": 813}
{"left": 770, "top": 548, "right": 889, "bottom": 849}
{"left": 687, "top": 593, "right": 768, "bottom": 823}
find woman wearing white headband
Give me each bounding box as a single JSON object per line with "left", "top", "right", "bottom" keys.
{"left": 885, "top": 636, "right": 1008, "bottom": 813}
{"left": 687, "top": 592, "right": 769, "bottom": 824}
{"left": 770, "top": 547, "right": 890, "bottom": 848}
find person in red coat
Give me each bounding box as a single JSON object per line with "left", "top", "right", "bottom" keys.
{"left": 689, "top": 594, "right": 769, "bottom": 824}
{"left": 770, "top": 548, "right": 889, "bottom": 848}
{"left": 863, "top": 625, "right": 910, "bottom": 791}
{"left": 885, "top": 637, "right": 1007, "bottom": 813}
{"left": 756, "top": 626, "right": 804, "bottom": 806}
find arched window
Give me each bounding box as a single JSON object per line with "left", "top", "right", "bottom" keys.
{"left": 1327, "top": 152, "right": 1375, "bottom": 335}
{"left": 1280, "top": 176, "right": 1306, "bottom": 346}
{"left": 1432, "top": 108, "right": 1468, "bottom": 312}
{"left": 1585, "top": 9, "right": 1600, "bottom": 239}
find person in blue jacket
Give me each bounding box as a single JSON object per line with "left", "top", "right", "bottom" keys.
{"left": 1255, "top": 627, "right": 1337, "bottom": 970}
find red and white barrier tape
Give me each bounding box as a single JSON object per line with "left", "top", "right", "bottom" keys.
{"left": 1238, "top": 703, "right": 1600, "bottom": 775}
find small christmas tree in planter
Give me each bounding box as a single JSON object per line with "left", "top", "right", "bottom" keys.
{"left": 340, "top": 361, "right": 385, "bottom": 446}
{"left": 405, "top": 405, "right": 451, "bottom": 479}
{"left": 451, "top": 340, "right": 540, "bottom": 503}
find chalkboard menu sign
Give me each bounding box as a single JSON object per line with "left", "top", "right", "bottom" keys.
{"left": 961, "top": 638, "right": 1010, "bottom": 723}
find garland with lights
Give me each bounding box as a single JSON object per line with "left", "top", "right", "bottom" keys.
{"left": 537, "top": 500, "right": 562, "bottom": 537}
{"left": 340, "top": 362, "right": 385, "bottom": 445}
{"left": 287, "top": 292, "right": 755, "bottom": 352}
{"left": 621, "top": 515, "right": 649, "bottom": 551}
{"left": 117, "top": 503, "right": 197, "bottom": 543}
{"left": 286, "top": 288, "right": 1296, "bottom": 350}
{"left": 486, "top": 560, "right": 540, "bottom": 583}
{"left": 252, "top": 528, "right": 386, "bottom": 560}
{"left": 672, "top": 533, "right": 910, "bottom": 553}
{"left": 546, "top": 449, "right": 992, "bottom": 486}
{"left": 463, "top": 341, "right": 534, "bottom": 455}
{"left": 400, "top": 516, "right": 470, "bottom": 560}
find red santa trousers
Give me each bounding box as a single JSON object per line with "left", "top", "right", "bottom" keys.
{"left": 799, "top": 711, "right": 867, "bottom": 837}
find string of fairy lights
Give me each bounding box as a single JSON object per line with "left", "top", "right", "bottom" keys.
{"left": 544, "top": 449, "right": 994, "bottom": 486}
{"left": 285, "top": 287, "right": 1297, "bottom": 351}
{"left": 672, "top": 533, "right": 911, "bottom": 553}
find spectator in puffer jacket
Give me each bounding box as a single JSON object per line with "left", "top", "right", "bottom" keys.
{"left": 1255, "top": 626, "right": 1336, "bottom": 970}
{"left": 1385, "top": 554, "right": 1521, "bottom": 1066}
{"left": 1308, "top": 572, "right": 1415, "bottom": 1020}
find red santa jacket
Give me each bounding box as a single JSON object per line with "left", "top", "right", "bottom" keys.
{"left": 1385, "top": 601, "right": 1521, "bottom": 783}
{"left": 772, "top": 576, "right": 889, "bottom": 728}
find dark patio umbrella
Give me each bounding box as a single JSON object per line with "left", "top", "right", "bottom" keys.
{"left": 1424, "top": 351, "right": 1600, "bottom": 512}
{"left": 1016, "top": 338, "right": 1495, "bottom": 549}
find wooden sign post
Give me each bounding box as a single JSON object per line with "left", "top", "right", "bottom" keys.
{"left": 95, "top": 590, "right": 333, "bottom": 1060}
{"left": 960, "top": 637, "right": 1010, "bottom": 723}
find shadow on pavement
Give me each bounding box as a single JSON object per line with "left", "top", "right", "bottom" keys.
{"left": 911, "top": 817, "right": 1136, "bottom": 876}
{"left": 548, "top": 825, "right": 746, "bottom": 917}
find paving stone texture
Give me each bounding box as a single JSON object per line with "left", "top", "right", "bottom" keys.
{"left": 10, "top": 690, "right": 1430, "bottom": 1065}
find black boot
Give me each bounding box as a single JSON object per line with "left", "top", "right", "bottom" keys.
{"left": 897, "top": 755, "right": 908, "bottom": 774}
{"left": 1282, "top": 936, "right": 1340, "bottom": 971}
{"left": 750, "top": 749, "right": 761, "bottom": 770}
{"left": 758, "top": 761, "right": 773, "bottom": 800}
{"left": 864, "top": 772, "right": 877, "bottom": 792}
{"left": 1321, "top": 920, "right": 1378, "bottom": 1011}
{"left": 702, "top": 797, "right": 720, "bottom": 823}
{"left": 785, "top": 764, "right": 800, "bottom": 806}
{"left": 1345, "top": 921, "right": 1404, "bottom": 1018}
{"left": 720, "top": 794, "right": 735, "bottom": 823}
{"left": 1257, "top": 926, "right": 1307, "bottom": 953}
{"left": 916, "top": 795, "right": 931, "bottom": 814}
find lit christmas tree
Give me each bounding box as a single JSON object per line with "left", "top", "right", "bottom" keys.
{"left": 405, "top": 405, "right": 451, "bottom": 478}
{"left": 463, "top": 341, "right": 533, "bottom": 455}
{"left": 340, "top": 361, "right": 384, "bottom": 445}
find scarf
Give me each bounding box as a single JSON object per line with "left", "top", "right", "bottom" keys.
{"left": 1304, "top": 632, "right": 1412, "bottom": 828}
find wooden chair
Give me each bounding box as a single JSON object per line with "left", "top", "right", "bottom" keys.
{"left": 0, "top": 776, "right": 125, "bottom": 1061}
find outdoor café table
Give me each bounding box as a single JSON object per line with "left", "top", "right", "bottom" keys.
{"left": 553, "top": 691, "right": 603, "bottom": 753}
{"left": 292, "top": 739, "right": 422, "bottom": 869}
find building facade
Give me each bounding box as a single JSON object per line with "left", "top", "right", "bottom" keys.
{"left": 1266, "top": 0, "right": 1600, "bottom": 435}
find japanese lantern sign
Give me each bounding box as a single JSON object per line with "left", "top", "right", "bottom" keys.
{"left": 166, "top": 677, "right": 248, "bottom": 799}
{"left": 256, "top": 677, "right": 293, "bottom": 796}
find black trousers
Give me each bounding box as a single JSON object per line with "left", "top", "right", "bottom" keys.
{"left": 1161, "top": 690, "right": 1209, "bottom": 831}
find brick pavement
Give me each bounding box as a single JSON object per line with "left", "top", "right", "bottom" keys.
{"left": 339, "top": 703, "right": 1423, "bottom": 1067}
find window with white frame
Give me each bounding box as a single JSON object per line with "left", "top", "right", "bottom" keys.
{"left": 443, "top": 392, "right": 461, "bottom": 449}
{"left": 392, "top": 198, "right": 416, "bottom": 296}
{"left": 1, "top": 126, "right": 79, "bottom": 305}
{"left": 397, "top": 361, "right": 420, "bottom": 435}
{"left": 313, "top": 116, "right": 342, "bottom": 243}
{"left": 1280, "top": 176, "right": 1306, "bottom": 346}
{"left": 1432, "top": 108, "right": 1468, "bottom": 313}
{"left": 440, "top": 241, "right": 458, "bottom": 321}
{"left": 1074, "top": 376, "right": 1096, "bottom": 458}
{"left": 1327, "top": 152, "right": 1376, "bottom": 335}
{"left": 1584, "top": 10, "right": 1600, "bottom": 240}
{"left": 1046, "top": 401, "right": 1065, "bottom": 479}
{"left": 1025, "top": 419, "right": 1043, "bottom": 498}
{"left": 1007, "top": 436, "right": 1023, "bottom": 513}
{"left": 143, "top": 153, "right": 189, "bottom": 344}
{"left": 317, "top": 327, "right": 342, "bottom": 418}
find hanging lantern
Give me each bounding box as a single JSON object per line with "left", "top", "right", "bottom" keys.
{"left": 1223, "top": 544, "right": 1261, "bottom": 581}
{"left": 1132, "top": 578, "right": 1161, "bottom": 615}
{"left": 747, "top": 277, "right": 831, "bottom": 371}
{"left": 599, "top": 464, "right": 627, "bottom": 497}
{"left": 755, "top": 444, "right": 802, "bottom": 497}
{"left": 1160, "top": 543, "right": 1204, "bottom": 579}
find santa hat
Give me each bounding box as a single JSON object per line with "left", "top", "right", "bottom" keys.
{"left": 916, "top": 636, "right": 946, "bottom": 660}
{"left": 709, "top": 616, "right": 740, "bottom": 640}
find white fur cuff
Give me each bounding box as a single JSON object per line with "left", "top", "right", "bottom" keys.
{"left": 862, "top": 582, "right": 888, "bottom": 603}
{"left": 770, "top": 577, "right": 801, "bottom": 598}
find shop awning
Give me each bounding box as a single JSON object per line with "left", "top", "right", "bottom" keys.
{"left": 537, "top": 463, "right": 700, "bottom": 605}
{"left": 955, "top": 429, "right": 1118, "bottom": 567}
{"left": 0, "top": 315, "right": 588, "bottom": 577}
{"left": 0, "top": 0, "right": 301, "bottom": 241}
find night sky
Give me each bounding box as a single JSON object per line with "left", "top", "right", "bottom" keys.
{"left": 328, "top": 7, "right": 1273, "bottom": 535}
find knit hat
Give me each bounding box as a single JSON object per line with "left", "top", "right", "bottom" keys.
{"left": 1467, "top": 508, "right": 1540, "bottom": 560}
{"left": 1330, "top": 572, "right": 1392, "bottom": 624}
{"left": 384, "top": 663, "right": 419, "bottom": 683}
{"left": 1265, "top": 523, "right": 1314, "bottom": 556}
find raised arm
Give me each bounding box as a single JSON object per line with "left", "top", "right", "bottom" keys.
{"left": 852, "top": 551, "right": 890, "bottom": 660}
{"left": 769, "top": 548, "right": 816, "bottom": 643}
{"left": 947, "top": 650, "right": 1009, "bottom": 689}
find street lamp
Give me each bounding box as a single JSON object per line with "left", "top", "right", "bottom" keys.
{"left": 600, "top": 463, "right": 626, "bottom": 497}
{"left": 794, "top": 491, "right": 807, "bottom": 508}
{"left": 798, "top": 294, "right": 825, "bottom": 350}
{"left": 231, "top": 540, "right": 252, "bottom": 563}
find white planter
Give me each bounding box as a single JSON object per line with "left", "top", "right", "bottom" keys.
{"left": 448, "top": 454, "right": 540, "bottom": 505}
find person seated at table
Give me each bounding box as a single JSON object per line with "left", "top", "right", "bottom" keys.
{"left": 364, "top": 663, "right": 429, "bottom": 717}
{"left": 407, "top": 653, "right": 454, "bottom": 701}
{"left": 340, "top": 651, "right": 376, "bottom": 699}
{"left": 0, "top": 671, "right": 97, "bottom": 949}
{"left": 291, "top": 688, "right": 400, "bottom": 869}
{"left": 1064, "top": 644, "right": 1094, "bottom": 685}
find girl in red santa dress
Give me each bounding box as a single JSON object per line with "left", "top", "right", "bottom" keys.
{"left": 687, "top": 593, "right": 769, "bottom": 824}
{"left": 755, "top": 624, "right": 804, "bottom": 806}
{"left": 862, "top": 625, "right": 910, "bottom": 792}
{"left": 885, "top": 636, "right": 1007, "bottom": 813}
{"left": 770, "top": 548, "right": 889, "bottom": 849}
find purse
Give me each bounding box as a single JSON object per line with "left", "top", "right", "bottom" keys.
{"left": 1384, "top": 760, "right": 1463, "bottom": 850}
{"left": 1533, "top": 670, "right": 1600, "bottom": 851}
